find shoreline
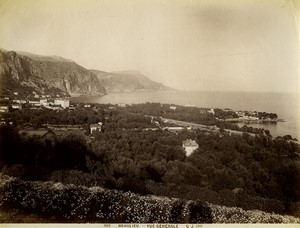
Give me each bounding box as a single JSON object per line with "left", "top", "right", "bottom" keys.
{"left": 69, "top": 92, "right": 299, "bottom": 139}
{"left": 225, "top": 118, "right": 284, "bottom": 123}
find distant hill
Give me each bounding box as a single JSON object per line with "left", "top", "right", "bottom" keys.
{"left": 91, "top": 69, "right": 172, "bottom": 93}
{"left": 0, "top": 50, "right": 106, "bottom": 97}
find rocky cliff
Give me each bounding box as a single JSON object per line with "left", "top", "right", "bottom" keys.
{"left": 0, "top": 49, "right": 106, "bottom": 96}
{"left": 0, "top": 49, "right": 172, "bottom": 97}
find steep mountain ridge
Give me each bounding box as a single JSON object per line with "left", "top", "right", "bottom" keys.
{"left": 17, "top": 51, "right": 74, "bottom": 63}
{"left": 91, "top": 69, "right": 172, "bottom": 93}
{"left": 0, "top": 49, "right": 172, "bottom": 96}
{"left": 0, "top": 50, "right": 106, "bottom": 96}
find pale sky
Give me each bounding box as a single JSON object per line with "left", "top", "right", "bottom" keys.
{"left": 0, "top": 0, "right": 299, "bottom": 92}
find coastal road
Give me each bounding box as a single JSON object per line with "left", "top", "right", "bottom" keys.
{"left": 159, "top": 117, "right": 256, "bottom": 137}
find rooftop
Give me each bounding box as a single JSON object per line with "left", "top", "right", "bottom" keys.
{"left": 182, "top": 139, "right": 198, "bottom": 147}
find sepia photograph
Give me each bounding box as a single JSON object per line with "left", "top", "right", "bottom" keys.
{"left": 0, "top": 0, "right": 299, "bottom": 224}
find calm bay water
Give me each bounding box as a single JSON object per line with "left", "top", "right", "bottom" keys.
{"left": 72, "top": 91, "right": 300, "bottom": 139}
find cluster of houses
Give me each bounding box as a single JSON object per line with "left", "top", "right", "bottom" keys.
{"left": 226, "top": 110, "right": 277, "bottom": 122}
{"left": 0, "top": 97, "right": 70, "bottom": 112}
{"left": 232, "top": 111, "right": 260, "bottom": 122}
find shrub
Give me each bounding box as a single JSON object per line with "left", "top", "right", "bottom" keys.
{"left": 189, "top": 201, "right": 213, "bottom": 223}
{"left": 0, "top": 176, "right": 299, "bottom": 223}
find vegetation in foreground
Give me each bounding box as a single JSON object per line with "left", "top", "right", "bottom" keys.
{"left": 0, "top": 174, "right": 299, "bottom": 223}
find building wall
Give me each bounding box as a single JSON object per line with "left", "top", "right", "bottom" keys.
{"left": 40, "top": 99, "right": 48, "bottom": 105}
{"left": 0, "top": 106, "right": 9, "bottom": 113}
{"left": 54, "top": 99, "right": 70, "bottom": 109}
{"left": 90, "top": 124, "right": 102, "bottom": 133}
{"left": 184, "top": 146, "right": 198, "bottom": 156}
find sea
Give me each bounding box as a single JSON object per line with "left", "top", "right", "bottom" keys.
{"left": 71, "top": 91, "right": 300, "bottom": 140}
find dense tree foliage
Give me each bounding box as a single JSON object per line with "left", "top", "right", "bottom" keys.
{"left": 245, "top": 111, "right": 278, "bottom": 120}
{"left": 0, "top": 102, "right": 299, "bottom": 215}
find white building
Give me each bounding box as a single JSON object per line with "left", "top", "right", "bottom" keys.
{"left": 207, "top": 108, "right": 215, "bottom": 115}
{"left": 90, "top": 122, "right": 103, "bottom": 134}
{"left": 13, "top": 99, "right": 26, "bottom": 104}
{"left": 29, "top": 101, "right": 41, "bottom": 107}
{"left": 182, "top": 139, "right": 199, "bottom": 156}
{"left": 236, "top": 111, "right": 245, "bottom": 117}
{"left": 54, "top": 99, "right": 70, "bottom": 109}
{"left": 118, "top": 103, "right": 126, "bottom": 107}
{"left": 12, "top": 104, "right": 22, "bottom": 110}
{"left": 163, "top": 126, "right": 184, "bottom": 132}
{"left": 170, "top": 106, "right": 177, "bottom": 111}
{"left": 40, "top": 99, "right": 48, "bottom": 106}
{"left": 0, "top": 106, "right": 9, "bottom": 113}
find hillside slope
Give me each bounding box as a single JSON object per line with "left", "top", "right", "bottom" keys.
{"left": 0, "top": 50, "right": 106, "bottom": 96}
{"left": 91, "top": 69, "right": 172, "bottom": 93}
